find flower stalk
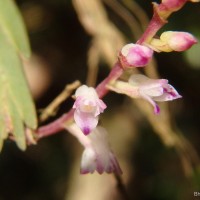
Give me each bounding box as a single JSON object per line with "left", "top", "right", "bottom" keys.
{"left": 34, "top": 0, "right": 198, "bottom": 178}
{"left": 137, "top": 0, "right": 198, "bottom": 45}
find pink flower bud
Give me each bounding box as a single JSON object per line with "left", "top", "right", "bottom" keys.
{"left": 119, "top": 43, "right": 153, "bottom": 68}
{"left": 129, "top": 74, "right": 182, "bottom": 114}
{"left": 160, "top": 31, "right": 197, "bottom": 52}
{"left": 73, "top": 85, "right": 106, "bottom": 135}
{"left": 161, "top": 0, "right": 187, "bottom": 12}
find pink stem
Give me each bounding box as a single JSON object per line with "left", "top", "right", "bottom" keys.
{"left": 137, "top": 0, "right": 190, "bottom": 45}
{"left": 36, "top": 109, "right": 74, "bottom": 138}
{"left": 96, "top": 62, "right": 123, "bottom": 98}
{"left": 136, "top": 7, "right": 166, "bottom": 45}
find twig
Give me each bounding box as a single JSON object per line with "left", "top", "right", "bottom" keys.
{"left": 86, "top": 42, "right": 100, "bottom": 87}
{"left": 103, "top": 0, "right": 141, "bottom": 39}
{"left": 121, "top": 0, "right": 149, "bottom": 31}
{"left": 39, "top": 80, "right": 81, "bottom": 123}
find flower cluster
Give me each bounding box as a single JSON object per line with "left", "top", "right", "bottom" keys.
{"left": 69, "top": 0, "right": 198, "bottom": 175}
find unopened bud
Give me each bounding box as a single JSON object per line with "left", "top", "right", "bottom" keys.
{"left": 160, "top": 31, "right": 197, "bottom": 52}
{"left": 156, "top": 0, "right": 198, "bottom": 19}
{"left": 119, "top": 43, "right": 153, "bottom": 68}
{"left": 161, "top": 0, "right": 187, "bottom": 12}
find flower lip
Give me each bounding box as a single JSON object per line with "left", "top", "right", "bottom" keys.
{"left": 83, "top": 127, "right": 90, "bottom": 135}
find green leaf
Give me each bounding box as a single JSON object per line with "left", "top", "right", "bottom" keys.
{"left": 0, "top": 29, "right": 37, "bottom": 150}
{"left": 0, "top": 110, "right": 7, "bottom": 151}
{"left": 8, "top": 98, "right": 26, "bottom": 150}
{"left": 0, "top": 0, "right": 31, "bottom": 57}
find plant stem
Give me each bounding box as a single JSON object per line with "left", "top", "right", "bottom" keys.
{"left": 96, "top": 61, "right": 123, "bottom": 98}
{"left": 36, "top": 109, "right": 74, "bottom": 139}
{"left": 136, "top": 6, "right": 166, "bottom": 45}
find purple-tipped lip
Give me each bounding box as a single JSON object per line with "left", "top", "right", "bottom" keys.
{"left": 154, "top": 104, "right": 160, "bottom": 115}
{"left": 83, "top": 127, "right": 90, "bottom": 135}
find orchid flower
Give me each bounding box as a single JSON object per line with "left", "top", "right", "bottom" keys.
{"left": 150, "top": 31, "right": 197, "bottom": 52}
{"left": 160, "top": 31, "right": 197, "bottom": 52}
{"left": 66, "top": 124, "right": 122, "bottom": 175}
{"left": 119, "top": 43, "right": 153, "bottom": 68}
{"left": 129, "top": 74, "right": 182, "bottom": 114}
{"left": 161, "top": 0, "right": 199, "bottom": 12}
{"left": 73, "top": 85, "right": 106, "bottom": 135}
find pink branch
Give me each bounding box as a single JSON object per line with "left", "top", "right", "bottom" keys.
{"left": 96, "top": 62, "right": 123, "bottom": 98}
{"left": 37, "top": 109, "right": 74, "bottom": 138}
{"left": 137, "top": 0, "right": 189, "bottom": 45}
{"left": 136, "top": 8, "right": 166, "bottom": 45}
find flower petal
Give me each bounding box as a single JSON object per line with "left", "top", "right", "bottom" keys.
{"left": 94, "top": 99, "right": 107, "bottom": 116}
{"left": 143, "top": 86, "right": 164, "bottom": 97}
{"left": 140, "top": 92, "right": 160, "bottom": 114}
{"left": 75, "top": 85, "right": 89, "bottom": 97}
{"left": 72, "top": 96, "right": 83, "bottom": 109}
{"left": 153, "top": 84, "right": 182, "bottom": 101}
{"left": 74, "top": 111, "right": 98, "bottom": 135}
{"left": 129, "top": 74, "right": 149, "bottom": 86}
{"left": 81, "top": 126, "right": 122, "bottom": 174}
{"left": 80, "top": 147, "right": 96, "bottom": 174}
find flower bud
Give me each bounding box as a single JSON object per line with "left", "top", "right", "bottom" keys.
{"left": 156, "top": 0, "right": 199, "bottom": 20}
{"left": 119, "top": 43, "right": 153, "bottom": 68}
{"left": 160, "top": 31, "right": 197, "bottom": 52}
{"left": 161, "top": 0, "right": 187, "bottom": 12}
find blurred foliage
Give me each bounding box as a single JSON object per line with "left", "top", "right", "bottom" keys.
{"left": 0, "top": 0, "right": 31, "bottom": 57}
{"left": 0, "top": 0, "right": 200, "bottom": 200}
{"left": 0, "top": 0, "right": 37, "bottom": 150}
